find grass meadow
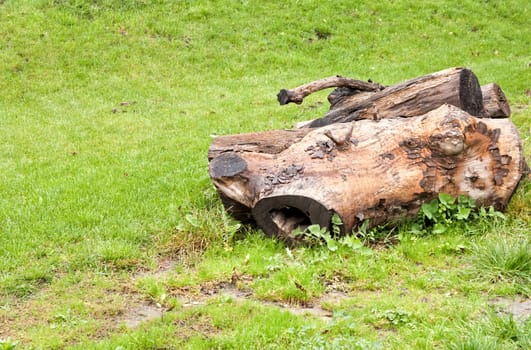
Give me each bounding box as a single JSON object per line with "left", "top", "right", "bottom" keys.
{"left": 0, "top": 0, "right": 530, "bottom": 349}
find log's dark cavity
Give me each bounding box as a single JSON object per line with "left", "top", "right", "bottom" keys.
{"left": 252, "top": 195, "right": 332, "bottom": 240}
{"left": 270, "top": 206, "right": 312, "bottom": 234}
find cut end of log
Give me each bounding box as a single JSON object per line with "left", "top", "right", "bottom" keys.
{"left": 481, "top": 83, "right": 511, "bottom": 118}
{"left": 252, "top": 195, "right": 334, "bottom": 242}
{"left": 277, "top": 89, "right": 301, "bottom": 105}
{"left": 459, "top": 68, "right": 483, "bottom": 116}
{"left": 209, "top": 152, "right": 247, "bottom": 179}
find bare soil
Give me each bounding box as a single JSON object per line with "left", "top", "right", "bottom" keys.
{"left": 120, "top": 258, "right": 531, "bottom": 329}
{"left": 490, "top": 297, "right": 531, "bottom": 321}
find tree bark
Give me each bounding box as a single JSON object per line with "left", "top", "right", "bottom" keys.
{"left": 277, "top": 76, "right": 384, "bottom": 105}
{"left": 293, "top": 83, "right": 508, "bottom": 128}
{"left": 481, "top": 83, "right": 511, "bottom": 118}
{"left": 208, "top": 129, "right": 311, "bottom": 160}
{"left": 208, "top": 104, "right": 525, "bottom": 242}
{"left": 278, "top": 67, "right": 484, "bottom": 127}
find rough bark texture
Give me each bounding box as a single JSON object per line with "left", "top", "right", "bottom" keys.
{"left": 208, "top": 129, "right": 311, "bottom": 160}
{"left": 277, "top": 76, "right": 385, "bottom": 105}
{"left": 208, "top": 104, "right": 525, "bottom": 242}
{"left": 286, "top": 67, "right": 484, "bottom": 127}
{"left": 294, "top": 83, "right": 511, "bottom": 128}
{"left": 481, "top": 83, "right": 511, "bottom": 118}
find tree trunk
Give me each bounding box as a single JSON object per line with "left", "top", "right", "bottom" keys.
{"left": 208, "top": 104, "right": 525, "bottom": 242}
{"left": 278, "top": 67, "right": 484, "bottom": 127}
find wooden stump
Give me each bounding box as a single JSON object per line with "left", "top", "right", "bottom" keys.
{"left": 208, "top": 104, "right": 525, "bottom": 241}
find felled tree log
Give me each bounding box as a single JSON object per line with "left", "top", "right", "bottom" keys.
{"left": 278, "top": 67, "right": 484, "bottom": 127}
{"left": 293, "top": 82, "right": 509, "bottom": 128}
{"left": 481, "top": 83, "right": 511, "bottom": 118}
{"left": 208, "top": 104, "right": 525, "bottom": 242}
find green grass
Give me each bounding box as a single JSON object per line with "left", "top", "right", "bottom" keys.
{"left": 0, "top": 0, "right": 530, "bottom": 348}
{"left": 471, "top": 237, "right": 531, "bottom": 296}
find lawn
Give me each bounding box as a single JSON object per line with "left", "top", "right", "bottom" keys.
{"left": 0, "top": 0, "right": 530, "bottom": 349}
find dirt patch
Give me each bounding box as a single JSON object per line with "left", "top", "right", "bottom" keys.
{"left": 134, "top": 259, "right": 178, "bottom": 279}
{"left": 192, "top": 283, "right": 336, "bottom": 321}
{"left": 273, "top": 300, "right": 333, "bottom": 320}
{"left": 122, "top": 303, "right": 163, "bottom": 328}
{"left": 120, "top": 259, "right": 349, "bottom": 328}
{"left": 119, "top": 259, "right": 178, "bottom": 328}
{"left": 120, "top": 279, "right": 344, "bottom": 328}
{"left": 174, "top": 312, "right": 221, "bottom": 341}
{"left": 490, "top": 297, "right": 531, "bottom": 321}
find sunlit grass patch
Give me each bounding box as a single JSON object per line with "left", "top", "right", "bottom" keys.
{"left": 447, "top": 311, "right": 531, "bottom": 350}
{"left": 0, "top": 0, "right": 529, "bottom": 348}
{"left": 470, "top": 237, "right": 531, "bottom": 296}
